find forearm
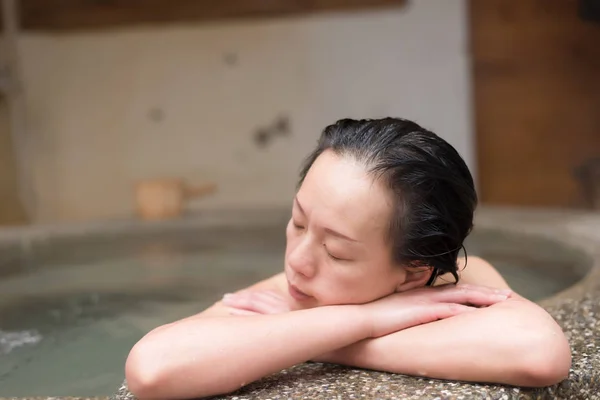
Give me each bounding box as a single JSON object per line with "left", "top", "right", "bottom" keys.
{"left": 315, "top": 299, "right": 571, "bottom": 387}
{"left": 126, "top": 305, "right": 369, "bottom": 399}
{"left": 316, "top": 315, "right": 515, "bottom": 383}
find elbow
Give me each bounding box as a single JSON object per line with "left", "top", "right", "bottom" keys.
{"left": 125, "top": 327, "right": 239, "bottom": 400}
{"left": 125, "top": 340, "right": 165, "bottom": 400}
{"left": 125, "top": 325, "right": 177, "bottom": 400}
{"left": 519, "top": 331, "right": 572, "bottom": 387}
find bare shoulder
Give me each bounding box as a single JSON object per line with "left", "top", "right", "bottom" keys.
{"left": 435, "top": 256, "right": 511, "bottom": 290}
{"left": 193, "top": 272, "right": 287, "bottom": 318}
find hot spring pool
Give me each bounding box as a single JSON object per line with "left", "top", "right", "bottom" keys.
{"left": 0, "top": 216, "right": 591, "bottom": 396}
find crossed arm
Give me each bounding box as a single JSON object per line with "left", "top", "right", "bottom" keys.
{"left": 125, "top": 258, "right": 571, "bottom": 399}
{"left": 312, "top": 258, "right": 570, "bottom": 385}
{"left": 312, "top": 295, "right": 570, "bottom": 386}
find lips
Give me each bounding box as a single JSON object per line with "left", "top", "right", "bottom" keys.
{"left": 288, "top": 282, "right": 312, "bottom": 301}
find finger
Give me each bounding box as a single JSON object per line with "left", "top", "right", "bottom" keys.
{"left": 259, "top": 290, "right": 286, "bottom": 301}
{"left": 251, "top": 291, "right": 286, "bottom": 306}
{"left": 432, "top": 285, "right": 511, "bottom": 306}
{"left": 228, "top": 308, "right": 259, "bottom": 316}
{"left": 235, "top": 288, "right": 283, "bottom": 296}
{"left": 224, "top": 291, "right": 283, "bottom": 305}
{"left": 396, "top": 303, "right": 479, "bottom": 330}
{"left": 437, "top": 283, "right": 511, "bottom": 296}
{"left": 222, "top": 292, "right": 286, "bottom": 314}
{"left": 435, "top": 282, "right": 512, "bottom": 297}
{"left": 247, "top": 292, "right": 290, "bottom": 314}
{"left": 458, "top": 283, "right": 513, "bottom": 297}
{"left": 221, "top": 293, "right": 256, "bottom": 310}
{"left": 432, "top": 303, "right": 478, "bottom": 320}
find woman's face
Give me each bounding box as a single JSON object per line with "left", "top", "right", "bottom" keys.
{"left": 284, "top": 150, "right": 416, "bottom": 309}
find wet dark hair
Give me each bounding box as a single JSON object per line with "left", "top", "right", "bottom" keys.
{"left": 298, "top": 118, "right": 477, "bottom": 285}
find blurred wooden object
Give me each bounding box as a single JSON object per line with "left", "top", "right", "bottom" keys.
{"left": 471, "top": 0, "right": 600, "bottom": 208}
{"left": 0, "top": 102, "right": 27, "bottom": 225}
{"left": 0, "top": 0, "right": 30, "bottom": 225}
{"left": 134, "top": 178, "right": 216, "bottom": 220}
{"left": 0, "top": 0, "right": 406, "bottom": 31}
{"left": 575, "top": 158, "right": 600, "bottom": 210}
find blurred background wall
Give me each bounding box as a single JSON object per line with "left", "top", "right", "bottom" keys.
{"left": 0, "top": 0, "right": 598, "bottom": 225}
{"left": 18, "top": 0, "right": 472, "bottom": 223}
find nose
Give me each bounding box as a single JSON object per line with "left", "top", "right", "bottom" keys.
{"left": 287, "top": 236, "right": 317, "bottom": 279}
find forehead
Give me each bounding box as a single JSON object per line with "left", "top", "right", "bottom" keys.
{"left": 298, "top": 150, "right": 392, "bottom": 237}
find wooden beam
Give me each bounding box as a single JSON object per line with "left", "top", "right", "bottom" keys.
{"left": 4, "top": 0, "right": 406, "bottom": 32}
{"left": 470, "top": 0, "right": 600, "bottom": 208}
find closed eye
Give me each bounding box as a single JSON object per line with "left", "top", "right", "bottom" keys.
{"left": 328, "top": 253, "right": 345, "bottom": 261}
{"left": 293, "top": 221, "right": 305, "bottom": 230}
{"left": 324, "top": 246, "right": 349, "bottom": 262}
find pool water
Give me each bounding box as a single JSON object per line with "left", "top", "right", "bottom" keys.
{"left": 0, "top": 225, "right": 590, "bottom": 396}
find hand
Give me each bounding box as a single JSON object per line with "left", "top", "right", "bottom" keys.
{"left": 362, "top": 283, "right": 512, "bottom": 338}
{"left": 221, "top": 290, "right": 293, "bottom": 316}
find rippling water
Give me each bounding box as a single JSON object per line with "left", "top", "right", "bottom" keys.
{"left": 0, "top": 330, "right": 42, "bottom": 355}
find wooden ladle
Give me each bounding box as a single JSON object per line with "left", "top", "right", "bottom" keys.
{"left": 134, "top": 178, "right": 217, "bottom": 220}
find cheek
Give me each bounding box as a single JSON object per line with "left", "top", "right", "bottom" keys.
{"left": 311, "top": 267, "right": 372, "bottom": 305}
{"left": 314, "top": 263, "right": 399, "bottom": 305}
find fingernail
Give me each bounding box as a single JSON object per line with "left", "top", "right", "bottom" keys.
{"left": 223, "top": 293, "right": 233, "bottom": 299}
{"left": 498, "top": 289, "right": 512, "bottom": 296}
{"left": 493, "top": 294, "right": 508, "bottom": 301}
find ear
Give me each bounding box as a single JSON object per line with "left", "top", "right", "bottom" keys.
{"left": 395, "top": 264, "right": 434, "bottom": 292}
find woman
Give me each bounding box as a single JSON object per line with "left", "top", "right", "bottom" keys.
{"left": 125, "top": 118, "right": 571, "bottom": 400}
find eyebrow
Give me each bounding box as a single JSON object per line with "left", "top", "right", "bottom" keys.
{"left": 294, "top": 197, "right": 360, "bottom": 243}
{"left": 324, "top": 227, "right": 360, "bottom": 243}
{"left": 294, "top": 197, "right": 305, "bottom": 215}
